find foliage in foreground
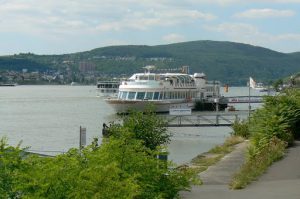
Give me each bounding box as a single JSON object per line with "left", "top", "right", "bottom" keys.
{"left": 230, "top": 89, "right": 300, "bottom": 189}
{"left": 117, "top": 109, "right": 171, "bottom": 150}
{"left": 0, "top": 111, "right": 196, "bottom": 198}
{"left": 230, "top": 137, "right": 286, "bottom": 189}
{"left": 231, "top": 120, "right": 250, "bottom": 139}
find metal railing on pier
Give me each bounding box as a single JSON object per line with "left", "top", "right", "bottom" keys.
{"left": 226, "top": 96, "right": 264, "bottom": 103}
{"left": 164, "top": 112, "right": 248, "bottom": 127}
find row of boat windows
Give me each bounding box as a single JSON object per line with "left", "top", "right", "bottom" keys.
{"left": 97, "top": 84, "right": 119, "bottom": 88}
{"left": 99, "top": 89, "right": 118, "bottom": 93}
{"left": 118, "top": 91, "right": 198, "bottom": 100}
{"left": 136, "top": 75, "right": 194, "bottom": 83}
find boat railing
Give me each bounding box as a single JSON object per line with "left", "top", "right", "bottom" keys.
{"left": 206, "top": 80, "right": 221, "bottom": 86}
{"left": 122, "top": 80, "right": 160, "bottom": 86}
{"left": 174, "top": 83, "right": 196, "bottom": 88}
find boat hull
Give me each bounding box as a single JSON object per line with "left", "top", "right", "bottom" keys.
{"left": 106, "top": 99, "right": 194, "bottom": 113}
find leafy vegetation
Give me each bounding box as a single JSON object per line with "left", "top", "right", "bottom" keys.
{"left": 273, "top": 72, "right": 300, "bottom": 90}
{"left": 120, "top": 109, "right": 170, "bottom": 150}
{"left": 231, "top": 119, "right": 250, "bottom": 139}
{"left": 230, "top": 137, "right": 286, "bottom": 189}
{"left": 1, "top": 40, "right": 300, "bottom": 85}
{"left": 230, "top": 89, "right": 300, "bottom": 189}
{"left": 0, "top": 111, "right": 197, "bottom": 198}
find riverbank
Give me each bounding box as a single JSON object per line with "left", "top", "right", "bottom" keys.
{"left": 181, "top": 140, "right": 300, "bottom": 199}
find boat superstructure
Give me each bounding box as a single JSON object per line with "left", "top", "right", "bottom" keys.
{"left": 97, "top": 80, "right": 120, "bottom": 98}
{"left": 105, "top": 66, "right": 226, "bottom": 113}
{"left": 249, "top": 77, "right": 268, "bottom": 92}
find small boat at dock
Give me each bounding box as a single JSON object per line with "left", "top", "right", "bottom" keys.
{"left": 0, "top": 83, "right": 17, "bottom": 87}
{"left": 249, "top": 77, "right": 268, "bottom": 92}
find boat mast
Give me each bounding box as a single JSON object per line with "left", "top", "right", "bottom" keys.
{"left": 143, "top": 65, "right": 156, "bottom": 80}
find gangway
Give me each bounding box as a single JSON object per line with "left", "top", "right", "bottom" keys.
{"left": 226, "top": 96, "right": 264, "bottom": 103}
{"left": 164, "top": 111, "right": 248, "bottom": 127}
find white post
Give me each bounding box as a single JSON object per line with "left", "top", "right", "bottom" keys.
{"left": 248, "top": 81, "right": 251, "bottom": 119}
{"left": 216, "top": 115, "right": 219, "bottom": 126}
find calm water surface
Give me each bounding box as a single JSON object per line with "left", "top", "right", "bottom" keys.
{"left": 0, "top": 85, "right": 266, "bottom": 164}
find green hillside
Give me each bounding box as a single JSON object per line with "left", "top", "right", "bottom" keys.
{"left": 1, "top": 40, "right": 299, "bottom": 85}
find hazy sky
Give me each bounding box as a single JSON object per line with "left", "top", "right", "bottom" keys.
{"left": 0, "top": 0, "right": 300, "bottom": 55}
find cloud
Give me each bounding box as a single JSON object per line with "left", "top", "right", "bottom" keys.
{"left": 274, "top": 33, "right": 300, "bottom": 41}
{"left": 186, "top": 0, "right": 300, "bottom": 6}
{"left": 204, "top": 23, "right": 260, "bottom": 37}
{"left": 252, "top": 0, "right": 300, "bottom": 3}
{"left": 162, "top": 33, "right": 186, "bottom": 43}
{"left": 0, "top": 0, "right": 216, "bottom": 36}
{"left": 96, "top": 9, "right": 216, "bottom": 32}
{"left": 101, "top": 39, "right": 130, "bottom": 46}
{"left": 234, "top": 9, "right": 295, "bottom": 18}
{"left": 204, "top": 22, "right": 300, "bottom": 50}
{"left": 186, "top": 0, "right": 239, "bottom": 6}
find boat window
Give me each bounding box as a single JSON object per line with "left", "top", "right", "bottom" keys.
{"left": 149, "top": 75, "right": 155, "bottom": 80}
{"left": 170, "top": 92, "right": 174, "bottom": 99}
{"left": 136, "top": 92, "right": 145, "bottom": 100}
{"left": 121, "top": 91, "right": 128, "bottom": 99}
{"left": 165, "top": 92, "right": 170, "bottom": 99}
{"left": 159, "top": 92, "right": 164, "bottom": 100}
{"left": 145, "top": 92, "right": 153, "bottom": 100}
{"left": 139, "top": 75, "right": 148, "bottom": 80}
{"left": 128, "top": 92, "right": 136, "bottom": 100}
{"left": 153, "top": 92, "right": 159, "bottom": 100}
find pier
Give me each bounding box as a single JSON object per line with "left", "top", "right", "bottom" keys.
{"left": 164, "top": 111, "right": 248, "bottom": 127}
{"left": 226, "top": 95, "right": 264, "bottom": 103}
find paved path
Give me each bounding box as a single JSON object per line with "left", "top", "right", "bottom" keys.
{"left": 180, "top": 140, "right": 300, "bottom": 199}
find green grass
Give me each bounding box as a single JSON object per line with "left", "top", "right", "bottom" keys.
{"left": 230, "top": 137, "right": 286, "bottom": 189}
{"left": 190, "top": 136, "right": 244, "bottom": 174}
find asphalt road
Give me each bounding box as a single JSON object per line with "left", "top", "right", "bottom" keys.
{"left": 181, "top": 141, "right": 300, "bottom": 199}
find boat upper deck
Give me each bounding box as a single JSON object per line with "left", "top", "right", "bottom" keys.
{"left": 120, "top": 72, "right": 198, "bottom": 89}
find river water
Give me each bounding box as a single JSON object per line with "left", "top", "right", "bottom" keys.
{"left": 0, "top": 85, "right": 266, "bottom": 164}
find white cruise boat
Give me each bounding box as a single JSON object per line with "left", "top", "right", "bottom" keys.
{"left": 105, "top": 66, "right": 226, "bottom": 113}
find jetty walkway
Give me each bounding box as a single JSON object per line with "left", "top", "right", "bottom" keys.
{"left": 164, "top": 111, "right": 249, "bottom": 127}
{"left": 180, "top": 140, "right": 300, "bottom": 199}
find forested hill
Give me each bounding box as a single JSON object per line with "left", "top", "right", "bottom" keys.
{"left": 1, "top": 40, "right": 300, "bottom": 85}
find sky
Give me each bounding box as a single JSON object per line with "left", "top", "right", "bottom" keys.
{"left": 0, "top": 0, "right": 300, "bottom": 55}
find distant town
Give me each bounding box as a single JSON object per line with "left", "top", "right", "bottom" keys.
{"left": 0, "top": 61, "right": 116, "bottom": 85}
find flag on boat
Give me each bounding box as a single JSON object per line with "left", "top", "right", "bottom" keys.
{"left": 249, "top": 77, "right": 256, "bottom": 89}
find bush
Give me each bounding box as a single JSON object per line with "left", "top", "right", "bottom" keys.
{"left": 230, "top": 88, "right": 300, "bottom": 189}
{"left": 0, "top": 110, "right": 195, "bottom": 198}
{"left": 231, "top": 120, "right": 250, "bottom": 139}
{"left": 230, "top": 137, "right": 286, "bottom": 189}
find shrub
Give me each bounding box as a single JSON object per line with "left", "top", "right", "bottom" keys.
{"left": 231, "top": 120, "right": 250, "bottom": 139}
{"left": 231, "top": 88, "right": 300, "bottom": 189}
{"left": 230, "top": 137, "right": 286, "bottom": 189}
